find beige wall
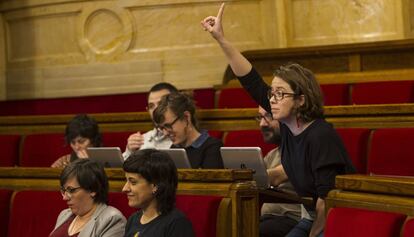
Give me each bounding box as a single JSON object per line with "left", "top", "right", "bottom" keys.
{"left": 0, "top": 0, "right": 413, "bottom": 100}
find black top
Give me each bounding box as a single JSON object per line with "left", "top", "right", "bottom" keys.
{"left": 124, "top": 208, "right": 195, "bottom": 237}
{"left": 171, "top": 131, "right": 224, "bottom": 169}
{"left": 238, "top": 68, "right": 355, "bottom": 206}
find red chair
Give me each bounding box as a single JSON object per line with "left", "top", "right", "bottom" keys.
{"left": 20, "top": 133, "right": 71, "bottom": 167}
{"left": 336, "top": 128, "right": 371, "bottom": 174}
{"left": 176, "top": 195, "right": 223, "bottom": 237}
{"left": 0, "top": 92, "right": 149, "bottom": 116}
{"left": 402, "top": 217, "right": 414, "bottom": 237}
{"left": 351, "top": 81, "right": 414, "bottom": 105}
{"left": 208, "top": 130, "right": 223, "bottom": 140}
{"left": 193, "top": 88, "right": 216, "bottom": 109}
{"left": 0, "top": 189, "right": 12, "bottom": 237}
{"left": 223, "top": 130, "right": 276, "bottom": 156}
{"left": 368, "top": 128, "right": 414, "bottom": 176}
{"left": 320, "top": 84, "right": 349, "bottom": 105}
{"left": 102, "top": 131, "right": 133, "bottom": 149}
{"left": 324, "top": 207, "right": 406, "bottom": 237}
{"left": 217, "top": 88, "right": 258, "bottom": 108}
{"left": 108, "top": 192, "right": 136, "bottom": 219}
{"left": 8, "top": 190, "right": 67, "bottom": 237}
{"left": 0, "top": 135, "right": 21, "bottom": 167}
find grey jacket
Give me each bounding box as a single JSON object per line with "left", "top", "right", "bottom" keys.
{"left": 50, "top": 204, "right": 126, "bottom": 237}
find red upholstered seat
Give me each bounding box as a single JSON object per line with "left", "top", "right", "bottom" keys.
{"left": 193, "top": 88, "right": 216, "bottom": 109}
{"left": 0, "top": 92, "right": 148, "bottom": 116}
{"left": 176, "top": 195, "right": 223, "bottom": 237}
{"left": 351, "top": 81, "right": 414, "bottom": 105}
{"left": 108, "top": 192, "right": 136, "bottom": 219}
{"left": 102, "top": 131, "right": 133, "bottom": 149}
{"left": 402, "top": 217, "right": 414, "bottom": 237}
{"left": 8, "top": 190, "right": 67, "bottom": 237}
{"left": 368, "top": 128, "right": 414, "bottom": 176}
{"left": 324, "top": 207, "right": 406, "bottom": 237}
{"left": 320, "top": 84, "right": 349, "bottom": 105}
{"left": 217, "top": 88, "right": 257, "bottom": 108}
{"left": 223, "top": 130, "right": 276, "bottom": 156}
{"left": 336, "top": 128, "right": 371, "bottom": 174}
{"left": 208, "top": 130, "right": 223, "bottom": 140}
{"left": 0, "top": 189, "right": 12, "bottom": 237}
{"left": 20, "top": 133, "right": 71, "bottom": 167}
{"left": 0, "top": 135, "right": 21, "bottom": 167}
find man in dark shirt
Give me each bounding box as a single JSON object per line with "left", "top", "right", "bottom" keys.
{"left": 153, "top": 92, "right": 223, "bottom": 169}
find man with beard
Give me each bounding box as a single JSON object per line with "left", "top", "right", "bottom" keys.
{"left": 257, "top": 106, "right": 302, "bottom": 237}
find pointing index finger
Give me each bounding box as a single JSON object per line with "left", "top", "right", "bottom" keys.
{"left": 217, "top": 3, "right": 225, "bottom": 20}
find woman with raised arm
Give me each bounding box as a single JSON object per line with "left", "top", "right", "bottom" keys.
{"left": 201, "top": 4, "right": 355, "bottom": 237}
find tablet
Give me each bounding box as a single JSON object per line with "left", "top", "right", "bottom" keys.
{"left": 86, "top": 147, "right": 124, "bottom": 168}
{"left": 158, "top": 148, "right": 192, "bottom": 169}
{"left": 220, "top": 147, "right": 269, "bottom": 189}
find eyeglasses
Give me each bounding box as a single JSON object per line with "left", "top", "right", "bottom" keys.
{"left": 157, "top": 116, "right": 181, "bottom": 132}
{"left": 267, "top": 89, "right": 297, "bottom": 101}
{"left": 60, "top": 186, "right": 82, "bottom": 198}
{"left": 255, "top": 113, "right": 273, "bottom": 123}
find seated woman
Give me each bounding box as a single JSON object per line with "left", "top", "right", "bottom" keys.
{"left": 153, "top": 92, "right": 224, "bottom": 168}
{"left": 51, "top": 114, "right": 102, "bottom": 168}
{"left": 50, "top": 159, "right": 126, "bottom": 237}
{"left": 122, "top": 149, "right": 195, "bottom": 237}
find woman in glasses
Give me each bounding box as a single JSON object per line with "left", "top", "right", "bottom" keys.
{"left": 153, "top": 92, "right": 224, "bottom": 169}
{"left": 201, "top": 4, "right": 355, "bottom": 237}
{"left": 50, "top": 159, "right": 126, "bottom": 237}
{"left": 51, "top": 114, "right": 102, "bottom": 168}
{"left": 122, "top": 149, "right": 194, "bottom": 237}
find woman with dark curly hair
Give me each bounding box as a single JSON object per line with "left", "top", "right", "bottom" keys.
{"left": 51, "top": 114, "right": 102, "bottom": 168}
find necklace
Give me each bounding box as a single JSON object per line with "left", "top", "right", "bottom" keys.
{"left": 68, "top": 215, "right": 89, "bottom": 235}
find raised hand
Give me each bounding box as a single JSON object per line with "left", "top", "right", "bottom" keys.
{"left": 200, "top": 3, "right": 225, "bottom": 41}
{"left": 126, "top": 132, "right": 145, "bottom": 152}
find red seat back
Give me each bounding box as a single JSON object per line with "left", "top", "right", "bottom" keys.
{"left": 102, "top": 131, "right": 132, "bottom": 149}
{"left": 223, "top": 130, "right": 276, "bottom": 155}
{"left": 108, "top": 192, "right": 136, "bottom": 219}
{"left": 176, "top": 195, "right": 223, "bottom": 237}
{"left": 0, "top": 135, "right": 21, "bottom": 167}
{"left": 0, "top": 92, "right": 149, "bottom": 116}
{"left": 336, "top": 128, "right": 371, "bottom": 174}
{"left": 321, "top": 84, "right": 349, "bottom": 106}
{"left": 402, "top": 217, "right": 414, "bottom": 237}
{"left": 193, "top": 88, "right": 216, "bottom": 109}
{"left": 217, "top": 88, "right": 257, "bottom": 108}
{"left": 0, "top": 189, "right": 12, "bottom": 237}
{"left": 368, "top": 128, "right": 414, "bottom": 176}
{"left": 20, "top": 133, "right": 71, "bottom": 167}
{"left": 352, "top": 81, "right": 414, "bottom": 104}
{"left": 8, "top": 190, "right": 66, "bottom": 237}
{"left": 324, "top": 207, "right": 406, "bottom": 237}
{"left": 208, "top": 130, "right": 224, "bottom": 140}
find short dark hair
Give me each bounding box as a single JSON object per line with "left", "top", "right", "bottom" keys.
{"left": 65, "top": 114, "right": 102, "bottom": 147}
{"left": 149, "top": 82, "right": 178, "bottom": 94}
{"left": 123, "top": 149, "right": 178, "bottom": 215}
{"left": 273, "top": 63, "right": 324, "bottom": 122}
{"left": 152, "top": 92, "right": 199, "bottom": 130}
{"left": 60, "top": 159, "right": 108, "bottom": 204}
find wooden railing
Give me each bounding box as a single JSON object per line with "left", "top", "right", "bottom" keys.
{"left": 2, "top": 104, "right": 414, "bottom": 134}
{"left": 326, "top": 174, "right": 414, "bottom": 216}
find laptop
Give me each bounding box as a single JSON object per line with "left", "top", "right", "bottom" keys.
{"left": 158, "top": 148, "right": 192, "bottom": 169}
{"left": 220, "top": 147, "right": 269, "bottom": 189}
{"left": 87, "top": 147, "right": 124, "bottom": 168}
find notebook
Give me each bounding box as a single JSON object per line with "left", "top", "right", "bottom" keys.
{"left": 158, "top": 148, "right": 192, "bottom": 169}
{"left": 220, "top": 147, "right": 269, "bottom": 189}
{"left": 86, "top": 147, "right": 124, "bottom": 168}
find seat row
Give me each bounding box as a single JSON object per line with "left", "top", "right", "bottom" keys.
{"left": 1, "top": 79, "right": 414, "bottom": 116}
{"left": 1, "top": 127, "right": 414, "bottom": 177}
{"left": 0, "top": 190, "right": 224, "bottom": 237}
